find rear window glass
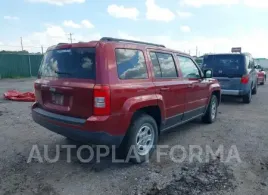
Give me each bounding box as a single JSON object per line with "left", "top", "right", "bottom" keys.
{"left": 39, "top": 48, "right": 96, "bottom": 79}
{"left": 115, "top": 49, "right": 148, "bottom": 79}
{"left": 202, "top": 54, "right": 246, "bottom": 77}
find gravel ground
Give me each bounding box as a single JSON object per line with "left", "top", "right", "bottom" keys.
{"left": 0, "top": 78, "right": 267, "bottom": 195}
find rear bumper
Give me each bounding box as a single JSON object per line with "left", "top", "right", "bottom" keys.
{"left": 221, "top": 89, "right": 248, "bottom": 96}
{"left": 257, "top": 77, "right": 265, "bottom": 84}
{"left": 32, "top": 107, "right": 125, "bottom": 147}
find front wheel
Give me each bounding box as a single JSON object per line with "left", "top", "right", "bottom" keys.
{"left": 202, "top": 94, "right": 218, "bottom": 124}
{"left": 118, "top": 113, "right": 158, "bottom": 163}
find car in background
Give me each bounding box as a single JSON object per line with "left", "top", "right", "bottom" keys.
{"left": 202, "top": 53, "right": 258, "bottom": 103}
{"left": 255, "top": 65, "right": 266, "bottom": 85}
{"left": 32, "top": 37, "right": 221, "bottom": 163}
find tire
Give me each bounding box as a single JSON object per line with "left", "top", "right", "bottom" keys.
{"left": 242, "top": 88, "right": 252, "bottom": 104}
{"left": 252, "top": 82, "right": 257, "bottom": 95}
{"left": 261, "top": 76, "right": 266, "bottom": 85}
{"left": 118, "top": 113, "right": 158, "bottom": 163}
{"left": 202, "top": 94, "right": 218, "bottom": 124}
{"left": 260, "top": 78, "right": 265, "bottom": 85}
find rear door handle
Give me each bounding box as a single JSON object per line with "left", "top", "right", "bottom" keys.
{"left": 188, "top": 84, "right": 194, "bottom": 88}
{"left": 160, "top": 87, "right": 170, "bottom": 91}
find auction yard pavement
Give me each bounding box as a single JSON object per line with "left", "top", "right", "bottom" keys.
{"left": 0, "top": 78, "right": 267, "bottom": 195}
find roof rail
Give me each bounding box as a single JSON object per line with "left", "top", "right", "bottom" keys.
{"left": 100, "top": 37, "right": 165, "bottom": 48}
{"left": 57, "top": 43, "right": 68, "bottom": 45}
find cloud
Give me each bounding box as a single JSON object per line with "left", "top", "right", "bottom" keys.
{"left": 118, "top": 31, "right": 142, "bottom": 41}
{"left": 81, "top": 20, "right": 94, "bottom": 28}
{"left": 29, "top": 25, "right": 68, "bottom": 45}
{"left": 0, "top": 25, "right": 101, "bottom": 53}
{"left": 146, "top": 0, "right": 175, "bottom": 22}
{"left": 4, "top": 16, "right": 19, "bottom": 20}
{"left": 27, "top": 24, "right": 100, "bottom": 46}
{"left": 107, "top": 4, "right": 139, "bottom": 20}
{"left": 179, "top": 0, "right": 268, "bottom": 8}
{"left": 179, "top": 0, "right": 240, "bottom": 7}
{"left": 63, "top": 20, "right": 94, "bottom": 29}
{"left": 180, "top": 25, "right": 191, "bottom": 32}
{"left": 115, "top": 30, "right": 268, "bottom": 58}
{"left": 27, "top": 0, "right": 85, "bottom": 6}
{"left": 63, "top": 20, "right": 81, "bottom": 28}
{"left": 244, "top": 0, "right": 268, "bottom": 8}
{"left": 177, "top": 11, "right": 193, "bottom": 18}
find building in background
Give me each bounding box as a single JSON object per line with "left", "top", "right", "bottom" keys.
{"left": 255, "top": 58, "right": 268, "bottom": 69}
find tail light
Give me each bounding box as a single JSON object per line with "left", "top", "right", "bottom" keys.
{"left": 93, "top": 85, "right": 111, "bottom": 116}
{"left": 241, "top": 75, "right": 249, "bottom": 84}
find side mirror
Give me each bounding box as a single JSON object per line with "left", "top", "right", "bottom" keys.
{"left": 203, "top": 69, "right": 213, "bottom": 78}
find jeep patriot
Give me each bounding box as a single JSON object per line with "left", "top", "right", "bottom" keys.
{"left": 32, "top": 37, "right": 221, "bottom": 163}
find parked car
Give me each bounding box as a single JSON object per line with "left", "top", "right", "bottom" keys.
{"left": 202, "top": 53, "right": 258, "bottom": 103}
{"left": 255, "top": 65, "right": 266, "bottom": 85}
{"left": 32, "top": 37, "right": 221, "bottom": 163}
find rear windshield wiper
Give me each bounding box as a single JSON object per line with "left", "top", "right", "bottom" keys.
{"left": 55, "top": 71, "right": 71, "bottom": 75}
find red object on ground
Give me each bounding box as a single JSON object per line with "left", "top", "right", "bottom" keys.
{"left": 3, "top": 90, "right": 35, "bottom": 102}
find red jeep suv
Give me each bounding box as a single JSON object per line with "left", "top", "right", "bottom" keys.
{"left": 32, "top": 37, "right": 221, "bottom": 163}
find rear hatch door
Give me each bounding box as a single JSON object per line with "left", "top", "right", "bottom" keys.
{"left": 35, "top": 47, "right": 96, "bottom": 118}
{"left": 214, "top": 77, "right": 242, "bottom": 90}
{"left": 203, "top": 54, "right": 245, "bottom": 90}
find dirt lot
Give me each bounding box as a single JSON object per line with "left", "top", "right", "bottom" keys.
{"left": 0, "top": 78, "right": 267, "bottom": 195}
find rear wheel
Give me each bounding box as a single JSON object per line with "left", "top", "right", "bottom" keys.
{"left": 261, "top": 78, "right": 265, "bottom": 85}
{"left": 202, "top": 94, "right": 218, "bottom": 124}
{"left": 118, "top": 113, "right": 158, "bottom": 163}
{"left": 242, "top": 88, "right": 252, "bottom": 103}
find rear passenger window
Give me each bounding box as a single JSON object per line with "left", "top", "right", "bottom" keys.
{"left": 150, "top": 52, "right": 178, "bottom": 78}
{"left": 177, "top": 56, "right": 201, "bottom": 78}
{"left": 115, "top": 49, "right": 148, "bottom": 79}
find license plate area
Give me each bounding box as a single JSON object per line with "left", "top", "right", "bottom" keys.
{"left": 220, "top": 82, "right": 229, "bottom": 89}
{"left": 218, "top": 80, "right": 229, "bottom": 89}
{"left": 51, "top": 93, "right": 64, "bottom": 105}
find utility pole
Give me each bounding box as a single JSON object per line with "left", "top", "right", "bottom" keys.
{"left": 20, "top": 37, "right": 24, "bottom": 51}
{"left": 41, "top": 45, "right": 44, "bottom": 54}
{"left": 189, "top": 50, "right": 191, "bottom": 55}
{"left": 196, "top": 46, "right": 198, "bottom": 57}
{"left": 68, "top": 33, "right": 73, "bottom": 43}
